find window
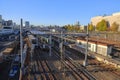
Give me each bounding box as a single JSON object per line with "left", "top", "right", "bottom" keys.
{"left": 3, "top": 27, "right": 12, "bottom": 29}
{"left": 32, "top": 39, "right": 36, "bottom": 44}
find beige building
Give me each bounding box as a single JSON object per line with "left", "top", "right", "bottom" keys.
{"left": 80, "top": 25, "right": 87, "bottom": 31}
{"left": 91, "top": 12, "right": 120, "bottom": 31}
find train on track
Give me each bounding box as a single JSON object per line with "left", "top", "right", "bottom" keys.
{"left": 27, "top": 34, "right": 38, "bottom": 50}
{"left": 27, "top": 33, "right": 50, "bottom": 53}
{"left": 38, "top": 44, "right": 49, "bottom": 52}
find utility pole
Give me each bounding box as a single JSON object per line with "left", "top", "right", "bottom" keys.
{"left": 60, "top": 31, "right": 63, "bottom": 61}
{"left": 19, "top": 18, "right": 23, "bottom": 80}
{"left": 36, "top": 34, "right": 39, "bottom": 47}
{"left": 49, "top": 33, "right": 52, "bottom": 56}
{"left": 59, "top": 31, "right": 63, "bottom": 69}
{"left": 83, "top": 25, "right": 89, "bottom": 66}
{"left": 59, "top": 31, "right": 65, "bottom": 77}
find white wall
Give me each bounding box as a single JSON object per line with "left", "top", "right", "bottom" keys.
{"left": 76, "top": 39, "right": 112, "bottom": 56}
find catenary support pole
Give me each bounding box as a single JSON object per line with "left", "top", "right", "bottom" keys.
{"left": 19, "top": 18, "right": 23, "bottom": 80}
{"left": 83, "top": 25, "right": 89, "bottom": 66}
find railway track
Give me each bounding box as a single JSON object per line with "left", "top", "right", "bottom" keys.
{"left": 52, "top": 49, "right": 96, "bottom": 80}
{"left": 37, "top": 48, "right": 57, "bottom": 80}
{"left": 65, "top": 55, "right": 96, "bottom": 80}
{"left": 65, "top": 46, "right": 120, "bottom": 77}
{"left": 70, "top": 49, "right": 120, "bottom": 80}
{"left": 53, "top": 45, "right": 120, "bottom": 80}
{"left": 29, "top": 48, "right": 57, "bottom": 80}
{"left": 88, "top": 59, "right": 120, "bottom": 79}
{"left": 27, "top": 43, "right": 120, "bottom": 80}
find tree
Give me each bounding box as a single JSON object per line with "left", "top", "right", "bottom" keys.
{"left": 63, "top": 23, "right": 81, "bottom": 32}
{"left": 96, "top": 19, "right": 108, "bottom": 31}
{"left": 63, "top": 24, "right": 73, "bottom": 31}
{"left": 110, "top": 22, "right": 119, "bottom": 31}
{"left": 88, "top": 23, "right": 94, "bottom": 31}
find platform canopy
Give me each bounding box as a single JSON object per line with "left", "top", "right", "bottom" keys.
{"left": 30, "top": 30, "right": 87, "bottom": 37}
{"left": 30, "top": 30, "right": 46, "bottom": 35}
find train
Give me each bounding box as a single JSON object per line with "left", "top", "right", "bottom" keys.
{"left": 27, "top": 34, "right": 38, "bottom": 50}
{"left": 38, "top": 44, "right": 49, "bottom": 52}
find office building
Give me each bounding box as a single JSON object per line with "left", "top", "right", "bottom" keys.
{"left": 25, "top": 21, "right": 30, "bottom": 27}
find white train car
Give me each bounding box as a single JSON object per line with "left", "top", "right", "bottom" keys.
{"left": 76, "top": 39, "right": 113, "bottom": 56}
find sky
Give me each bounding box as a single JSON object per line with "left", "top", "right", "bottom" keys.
{"left": 0, "top": 0, "right": 120, "bottom": 26}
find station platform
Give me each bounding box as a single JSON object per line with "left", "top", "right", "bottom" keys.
{"left": 88, "top": 52, "right": 120, "bottom": 68}
{"left": 71, "top": 45, "right": 120, "bottom": 68}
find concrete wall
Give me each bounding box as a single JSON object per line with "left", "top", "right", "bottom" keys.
{"left": 89, "top": 32, "right": 120, "bottom": 42}
{"left": 77, "top": 39, "right": 111, "bottom": 56}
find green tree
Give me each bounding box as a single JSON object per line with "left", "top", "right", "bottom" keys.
{"left": 110, "top": 22, "right": 119, "bottom": 31}
{"left": 63, "top": 24, "right": 82, "bottom": 32}
{"left": 64, "top": 24, "right": 73, "bottom": 31}
{"left": 96, "top": 19, "right": 108, "bottom": 31}
{"left": 88, "top": 23, "right": 94, "bottom": 31}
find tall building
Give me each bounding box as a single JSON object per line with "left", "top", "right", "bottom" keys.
{"left": 91, "top": 12, "right": 120, "bottom": 31}
{"left": 0, "top": 15, "right": 2, "bottom": 30}
{"left": 2, "top": 20, "right": 13, "bottom": 26}
{"left": 25, "top": 21, "right": 30, "bottom": 27}
{"left": 6, "top": 20, "right": 13, "bottom": 26}
{"left": 0, "top": 15, "right": 14, "bottom": 34}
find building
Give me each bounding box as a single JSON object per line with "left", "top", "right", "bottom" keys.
{"left": 75, "top": 21, "right": 80, "bottom": 27}
{"left": 76, "top": 38, "right": 113, "bottom": 56}
{"left": 0, "top": 17, "right": 14, "bottom": 34}
{"left": 2, "top": 20, "right": 13, "bottom": 26}
{"left": 80, "top": 25, "right": 87, "bottom": 31}
{"left": 91, "top": 12, "right": 120, "bottom": 31}
{"left": 25, "top": 21, "right": 30, "bottom": 27}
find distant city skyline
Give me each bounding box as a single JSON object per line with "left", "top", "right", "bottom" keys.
{"left": 0, "top": 0, "right": 120, "bottom": 26}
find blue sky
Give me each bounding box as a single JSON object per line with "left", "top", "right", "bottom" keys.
{"left": 0, "top": 0, "right": 120, "bottom": 26}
